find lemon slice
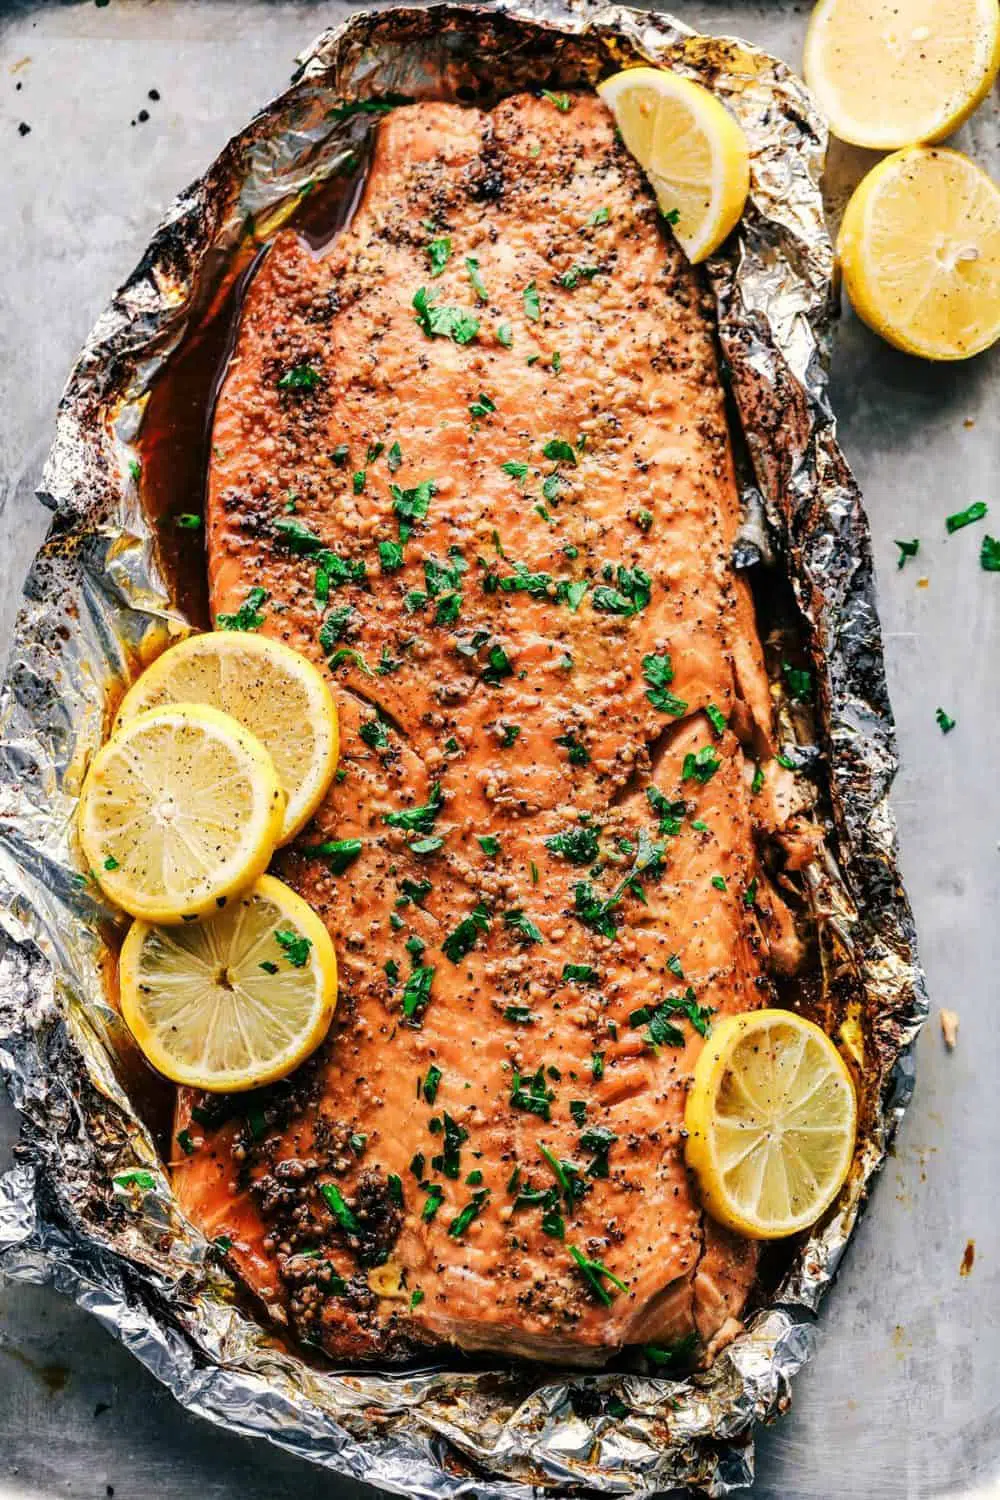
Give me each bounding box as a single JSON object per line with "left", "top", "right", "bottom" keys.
{"left": 79, "top": 704, "right": 285, "bottom": 923}
{"left": 115, "top": 632, "right": 338, "bottom": 844}
{"left": 684, "top": 1009, "right": 857, "bottom": 1240}
{"left": 804, "top": 0, "right": 1000, "bottom": 151}
{"left": 119, "top": 874, "right": 337, "bottom": 1091}
{"left": 597, "top": 67, "right": 750, "bottom": 263}
{"left": 838, "top": 147, "right": 1000, "bottom": 360}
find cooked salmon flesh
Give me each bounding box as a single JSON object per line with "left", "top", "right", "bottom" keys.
{"left": 172, "top": 93, "right": 806, "bottom": 1367}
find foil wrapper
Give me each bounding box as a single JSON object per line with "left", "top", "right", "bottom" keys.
{"left": 0, "top": 5, "right": 927, "bottom": 1495}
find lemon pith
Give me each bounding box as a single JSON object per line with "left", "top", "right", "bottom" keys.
{"left": 684, "top": 1009, "right": 857, "bottom": 1240}
{"left": 119, "top": 874, "right": 337, "bottom": 1092}
{"left": 78, "top": 703, "right": 285, "bottom": 923}
{"left": 838, "top": 147, "right": 1000, "bottom": 361}
{"left": 804, "top": 0, "right": 1000, "bottom": 151}
{"left": 115, "top": 631, "right": 339, "bottom": 844}
{"left": 597, "top": 67, "right": 750, "bottom": 263}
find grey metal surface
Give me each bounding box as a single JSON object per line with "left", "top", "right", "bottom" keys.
{"left": 0, "top": 2, "right": 997, "bottom": 1498}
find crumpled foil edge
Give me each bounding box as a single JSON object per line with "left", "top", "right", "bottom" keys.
{"left": 0, "top": 5, "right": 928, "bottom": 1496}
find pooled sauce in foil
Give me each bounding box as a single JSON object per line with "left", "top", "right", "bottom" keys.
{"left": 137, "top": 154, "right": 371, "bottom": 623}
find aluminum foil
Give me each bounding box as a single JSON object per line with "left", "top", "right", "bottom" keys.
{"left": 0, "top": 4, "right": 927, "bottom": 1495}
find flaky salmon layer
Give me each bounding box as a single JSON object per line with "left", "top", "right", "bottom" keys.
{"left": 174, "top": 93, "right": 807, "bottom": 1367}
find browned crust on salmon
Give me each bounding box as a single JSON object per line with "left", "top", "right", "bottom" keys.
{"left": 173, "top": 93, "right": 807, "bottom": 1368}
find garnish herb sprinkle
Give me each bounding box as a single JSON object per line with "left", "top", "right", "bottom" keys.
{"left": 479, "top": 834, "right": 501, "bottom": 856}
{"left": 503, "top": 909, "right": 544, "bottom": 945}
{"left": 510, "top": 1067, "right": 556, "bottom": 1120}
{"left": 470, "top": 392, "right": 496, "bottom": 419}
{"left": 422, "top": 1064, "right": 442, "bottom": 1104}
{"left": 320, "top": 1181, "right": 359, "bottom": 1233}
{"left": 563, "top": 962, "right": 597, "bottom": 985}
{"left": 711, "top": 875, "right": 727, "bottom": 892}
{"left": 587, "top": 206, "right": 610, "bottom": 226}
{"left": 412, "top": 287, "right": 479, "bottom": 344}
{"left": 504, "top": 1005, "right": 534, "bottom": 1024}
{"left": 558, "top": 262, "right": 600, "bottom": 289}
{"left": 422, "top": 1184, "right": 444, "bottom": 1221}
{"left": 782, "top": 662, "right": 813, "bottom": 702}
{"left": 751, "top": 764, "right": 765, "bottom": 795}
{"left": 592, "top": 565, "right": 651, "bottom": 617}
{"left": 388, "top": 440, "right": 403, "bottom": 472}
{"left": 426, "top": 235, "right": 452, "bottom": 276}
{"left": 175, "top": 513, "right": 201, "bottom": 530}
{"left": 981, "top": 535, "right": 1000, "bottom": 570}
{"left": 402, "top": 964, "right": 436, "bottom": 1019}
{"left": 275, "top": 929, "right": 312, "bottom": 967}
{"left": 277, "top": 363, "right": 321, "bottom": 392}
{"left": 217, "top": 586, "right": 268, "bottom": 632}
{"left": 314, "top": 838, "right": 362, "bottom": 874}
{"left": 543, "top": 437, "right": 577, "bottom": 467}
{"left": 935, "top": 707, "right": 956, "bottom": 733}
{"left": 642, "top": 652, "right": 687, "bottom": 716}
{"left": 682, "top": 745, "right": 721, "bottom": 785}
{"left": 591, "top": 1052, "right": 605, "bottom": 1079}
{"left": 895, "top": 538, "right": 920, "bottom": 569}
{"left": 384, "top": 781, "right": 443, "bottom": 834}
{"left": 569, "top": 1245, "right": 627, "bottom": 1305}
{"left": 545, "top": 824, "right": 600, "bottom": 864}
{"left": 465, "top": 256, "right": 489, "bottom": 301}
{"left": 541, "top": 89, "right": 572, "bottom": 112}
{"left": 705, "top": 703, "right": 728, "bottom": 736}
{"left": 496, "top": 321, "right": 513, "bottom": 347}
{"left": 442, "top": 902, "right": 491, "bottom": 963}
{"left": 523, "top": 281, "right": 541, "bottom": 321}
{"left": 448, "top": 1189, "right": 490, "bottom": 1238}
{"left": 946, "top": 501, "right": 988, "bottom": 533}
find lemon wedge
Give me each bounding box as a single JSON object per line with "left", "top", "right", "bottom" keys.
{"left": 79, "top": 703, "right": 285, "bottom": 923}
{"left": 804, "top": 0, "right": 1000, "bottom": 151}
{"left": 838, "top": 146, "right": 1000, "bottom": 360}
{"left": 119, "top": 874, "right": 337, "bottom": 1091}
{"left": 597, "top": 67, "right": 750, "bottom": 263}
{"left": 684, "top": 1009, "right": 857, "bottom": 1240}
{"left": 115, "top": 632, "right": 338, "bottom": 844}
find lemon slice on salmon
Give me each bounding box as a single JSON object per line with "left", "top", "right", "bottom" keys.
{"left": 115, "top": 632, "right": 339, "bottom": 844}
{"left": 119, "top": 874, "right": 337, "bottom": 1092}
{"left": 684, "top": 1009, "right": 857, "bottom": 1239}
{"left": 804, "top": 0, "right": 1000, "bottom": 151}
{"left": 597, "top": 67, "right": 750, "bottom": 262}
{"left": 838, "top": 147, "right": 1000, "bottom": 360}
{"left": 79, "top": 703, "right": 285, "bottom": 923}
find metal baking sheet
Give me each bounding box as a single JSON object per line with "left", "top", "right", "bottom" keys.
{"left": 0, "top": 4, "right": 997, "bottom": 1499}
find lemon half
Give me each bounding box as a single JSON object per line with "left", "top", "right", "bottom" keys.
{"left": 684, "top": 1009, "right": 857, "bottom": 1240}
{"left": 120, "top": 874, "right": 337, "bottom": 1092}
{"left": 79, "top": 703, "right": 285, "bottom": 922}
{"left": 804, "top": 0, "right": 1000, "bottom": 151}
{"left": 598, "top": 67, "right": 750, "bottom": 263}
{"left": 116, "top": 631, "right": 339, "bottom": 844}
{"left": 838, "top": 147, "right": 1000, "bottom": 361}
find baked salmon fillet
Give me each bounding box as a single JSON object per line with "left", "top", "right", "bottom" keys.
{"left": 173, "top": 93, "right": 808, "bottom": 1367}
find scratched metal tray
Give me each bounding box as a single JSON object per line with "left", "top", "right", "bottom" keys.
{"left": 0, "top": 3, "right": 997, "bottom": 1499}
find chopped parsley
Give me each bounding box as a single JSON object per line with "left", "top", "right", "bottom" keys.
{"left": 496, "top": 321, "right": 513, "bottom": 347}
{"left": 352, "top": 470, "right": 366, "bottom": 495}
{"left": 412, "top": 287, "right": 479, "bottom": 344}
{"left": 523, "top": 281, "right": 541, "bottom": 321}
{"left": 510, "top": 1067, "right": 555, "bottom": 1121}
{"left": 591, "top": 1052, "right": 605, "bottom": 1080}
{"left": 500, "top": 723, "right": 521, "bottom": 747}
{"left": 402, "top": 964, "right": 435, "bottom": 1019}
{"left": 895, "top": 538, "right": 920, "bottom": 569}
{"left": 384, "top": 781, "right": 443, "bottom": 834}
{"left": 541, "top": 89, "right": 572, "bottom": 112}
{"left": 557, "top": 262, "right": 600, "bottom": 289}
{"left": 586, "top": 206, "right": 610, "bottom": 227}
{"left": 682, "top": 745, "right": 721, "bottom": 785}
{"left": 782, "top": 662, "right": 813, "bottom": 702}
{"left": 319, "top": 606, "right": 353, "bottom": 654}
{"left": 642, "top": 652, "right": 687, "bottom": 716}
{"left": 217, "top": 586, "right": 268, "bottom": 632}
{"left": 705, "top": 703, "right": 728, "bottom": 737}
{"left": 479, "top": 835, "right": 501, "bottom": 856}
{"left": 421, "top": 1185, "right": 444, "bottom": 1222}
{"left": 981, "top": 535, "right": 1000, "bottom": 570}
{"left": 388, "top": 440, "right": 402, "bottom": 472}
{"left": 103, "top": 855, "right": 119, "bottom": 871}
{"left": 630, "top": 989, "right": 713, "bottom": 1049}
{"left": 435, "top": 1112, "right": 468, "bottom": 1179}
{"left": 545, "top": 824, "right": 600, "bottom": 865}
{"left": 646, "top": 786, "right": 687, "bottom": 836}
{"left": 274, "top": 929, "right": 312, "bottom": 967}
{"left": 359, "top": 717, "right": 389, "bottom": 750}
{"left": 277, "top": 363, "right": 321, "bottom": 393}
{"left": 314, "top": 838, "right": 362, "bottom": 874}
{"left": 112, "top": 1170, "right": 156, "bottom": 1193}
{"left": 448, "top": 1189, "right": 489, "bottom": 1238}
{"left": 551, "top": 351, "right": 562, "bottom": 373}
{"left": 320, "top": 1181, "right": 359, "bottom": 1234}
{"left": 175, "top": 513, "right": 201, "bottom": 530}
{"left": 644, "top": 1331, "right": 698, "bottom": 1368}
{"left": 592, "top": 565, "right": 651, "bottom": 617}
{"left": 465, "top": 256, "right": 488, "bottom": 301}
{"left": 542, "top": 437, "right": 577, "bottom": 467}
{"left": 562, "top": 962, "right": 597, "bottom": 985}
{"left": 426, "top": 235, "right": 451, "bottom": 276}
{"left": 946, "top": 501, "right": 988, "bottom": 533}
{"left": 580, "top": 1124, "right": 617, "bottom": 1178}
{"left": 422, "top": 1064, "right": 442, "bottom": 1104}
{"left": 503, "top": 909, "right": 544, "bottom": 945}
{"left": 470, "top": 392, "right": 496, "bottom": 419}
{"left": 504, "top": 1005, "right": 534, "bottom": 1024}
{"left": 501, "top": 460, "right": 529, "bottom": 481}
{"left": 751, "top": 763, "right": 765, "bottom": 795}
{"left": 569, "top": 1246, "right": 627, "bottom": 1306}
{"left": 711, "top": 875, "right": 727, "bottom": 892}
{"left": 442, "top": 902, "right": 491, "bottom": 963}
{"left": 935, "top": 707, "right": 956, "bottom": 733}
{"left": 391, "top": 478, "right": 436, "bottom": 540}
{"left": 555, "top": 730, "right": 589, "bottom": 765}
